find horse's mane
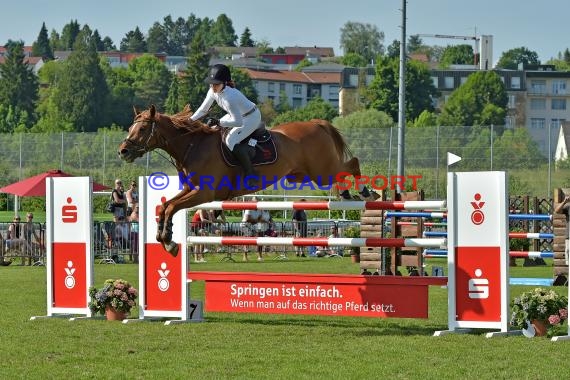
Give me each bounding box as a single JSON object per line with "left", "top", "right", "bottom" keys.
{"left": 159, "top": 105, "right": 217, "bottom": 135}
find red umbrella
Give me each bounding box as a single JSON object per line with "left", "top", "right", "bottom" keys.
{"left": 0, "top": 169, "right": 109, "bottom": 196}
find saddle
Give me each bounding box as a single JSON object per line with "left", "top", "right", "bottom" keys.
{"left": 220, "top": 124, "right": 277, "bottom": 167}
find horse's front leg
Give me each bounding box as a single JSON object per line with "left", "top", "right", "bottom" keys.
{"left": 161, "top": 187, "right": 207, "bottom": 257}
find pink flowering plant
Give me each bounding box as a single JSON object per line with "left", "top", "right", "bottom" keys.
{"left": 89, "top": 279, "right": 138, "bottom": 315}
{"left": 510, "top": 287, "right": 568, "bottom": 337}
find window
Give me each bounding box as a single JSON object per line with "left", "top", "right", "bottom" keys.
{"left": 268, "top": 82, "right": 275, "bottom": 93}
{"left": 293, "top": 84, "right": 302, "bottom": 95}
{"left": 552, "top": 80, "right": 567, "bottom": 95}
{"left": 349, "top": 74, "right": 358, "bottom": 87}
{"left": 552, "top": 99, "right": 567, "bottom": 110}
{"left": 530, "top": 98, "right": 546, "bottom": 110}
{"left": 444, "top": 76, "right": 454, "bottom": 89}
{"left": 508, "top": 95, "right": 516, "bottom": 109}
{"left": 292, "top": 98, "right": 303, "bottom": 108}
{"left": 511, "top": 77, "right": 521, "bottom": 89}
{"left": 431, "top": 76, "right": 438, "bottom": 87}
{"left": 460, "top": 76, "right": 468, "bottom": 85}
{"left": 329, "top": 85, "right": 339, "bottom": 97}
{"left": 551, "top": 118, "right": 566, "bottom": 128}
{"left": 530, "top": 80, "right": 546, "bottom": 95}
{"left": 530, "top": 118, "right": 545, "bottom": 129}
{"left": 279, "top": 83, "right": 286, "bottom": 92}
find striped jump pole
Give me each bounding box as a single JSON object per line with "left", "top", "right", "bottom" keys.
{"left": 422, "top": 249, "right": 553, "bottom": 259}
{"left": 393, "top": 221, "right": 448, "bottom": 227}
{"left": 195, "top": 200, "right": 446, "bottom": 211}
{"left": 422, "top": 231, "right": 554, "bottom": 239}
{"left": 508, "top": 214, "right": 552, "bottom": 221}
{"left": 187, "top": 236, "right": 447, "bottom": 248}
{"left": 385, "top": 211, "right": 447, "bottom": 218}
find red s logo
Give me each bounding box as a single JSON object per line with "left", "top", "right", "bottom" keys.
{"left": 62, "top": 197, "right": 78, "bottom": 223}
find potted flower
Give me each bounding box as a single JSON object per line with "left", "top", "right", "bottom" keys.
{"left": 344, "top": 226, "right": 361, "bottom": 263}
{"left": 89, "top": 279, "right": 138, "bottom": 321}
{"left": 510, "top": 287, "right": 568, "bottom": 337}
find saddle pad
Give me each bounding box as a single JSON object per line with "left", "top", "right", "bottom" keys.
{"left": 221, "top": 134, "right": 278, "bottom": 167}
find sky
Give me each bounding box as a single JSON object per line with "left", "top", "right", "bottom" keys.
{"left": 1, "top": 0, "right": 569, "bottom": 64}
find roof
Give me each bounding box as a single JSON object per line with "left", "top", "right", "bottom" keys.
{"left": 283, "top": 46, "right": 335, "bottom": 57}
{"left": 244, "top": 68, "right": 340, "bottom": 84}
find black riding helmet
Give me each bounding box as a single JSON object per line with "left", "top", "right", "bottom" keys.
{"left": 205, "top": 64, "right": 231, "bottom": 85}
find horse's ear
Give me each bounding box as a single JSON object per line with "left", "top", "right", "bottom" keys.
{"left": 133, "top": 106, "right": 139, "bottom": 116}
{"left": 150, "top": 104, "right": 156, "bottom": 118}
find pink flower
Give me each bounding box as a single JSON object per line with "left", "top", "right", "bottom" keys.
{"left": 560, "top": 308, "right": 568, "bottom": 319}
{"left": 549, "top": 314, "right": 561, "bottom": 325}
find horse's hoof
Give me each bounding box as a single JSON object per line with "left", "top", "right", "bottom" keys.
{"left": 370, "top": 191, "right": 381, "bottom": 200}
{"left": 156, "top": 233, "right": 163, "bottom": 243}
{"left": 165, "top": 241, "right": 179, "bottom": 257}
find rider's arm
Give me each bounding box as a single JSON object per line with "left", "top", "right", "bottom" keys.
{"left": 190, "top": 88, "right": 216, "bottom": 121}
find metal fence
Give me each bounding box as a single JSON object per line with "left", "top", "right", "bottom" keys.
{"left": 0, "top": 125, "right": 561, "bottom": 202}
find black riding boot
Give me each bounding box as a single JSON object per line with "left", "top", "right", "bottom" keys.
{"left": 232, "top": 144, "right": 258, "bottom": 188}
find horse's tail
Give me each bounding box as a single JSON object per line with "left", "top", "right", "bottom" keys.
{"left": 312, "top": 119, "right": 352, "bottom": 161}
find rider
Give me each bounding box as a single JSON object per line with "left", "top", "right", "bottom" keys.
{"left": 189, "top": 64, "right": 261, "bottom": 188}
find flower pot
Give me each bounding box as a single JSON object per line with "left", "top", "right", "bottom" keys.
{"left": 351, "top": 253, "right": 360, "bottom": 263}
{"left": 105, "top": 306, "right": 127, "bottom": 321}
{"left": 531, "top": 319, "right": 548, "bottom": 337}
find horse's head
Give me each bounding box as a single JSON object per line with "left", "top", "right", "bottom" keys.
{"left": 118, "top": 104, "right": 162, "bottom": 162}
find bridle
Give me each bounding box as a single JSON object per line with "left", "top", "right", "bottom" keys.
{"left": 123, "top": 119, "right": 158, "bottom": 155}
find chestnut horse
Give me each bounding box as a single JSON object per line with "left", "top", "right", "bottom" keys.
{"left": 118, "top": 105, "right": 376, "bottom": 256}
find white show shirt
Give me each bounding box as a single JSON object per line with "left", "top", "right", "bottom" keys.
{"left": 190, "top": 86, "right": 256, "bottom": 128}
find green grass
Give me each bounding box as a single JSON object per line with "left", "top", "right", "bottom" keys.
{"left": 1, "top": 257, "right": 569, "bottom": 380}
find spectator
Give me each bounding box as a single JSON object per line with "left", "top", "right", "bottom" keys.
{"left": 555, "top": 193, "right": 570, "bottom": 264}
{"left": 23, "top": 213, "right": 43, "bottom": 263}
{"left": 292, "top": 199, "right": 308, "bottom": 257}
{"left": 125, "top": 181, "right": 139, "bottom": 216}
{"left": 240, "top": 199, "right": 270, "bottom": 261}
{"left": 316, "top": 225, "right": 342, "bottom": 257}
{"left": 129, "top": 205, "right": 139, "bottom": 263}
{"left": 111, "top": 179, "right": 127, "bottom": 222}
{"left": 6, "top": 215, "right": 32, "bottom": 265}
{"left": 190, "top": 210, "right": 213, "bottom": 263}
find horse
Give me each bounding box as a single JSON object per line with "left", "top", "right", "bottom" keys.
{"left": 118, "top": 104, "right": 377, "bottom": 256}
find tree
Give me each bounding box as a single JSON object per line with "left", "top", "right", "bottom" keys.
{"left": 407, "top": 35, "right": 423, "bottom": 54}
{"left": 0, "top": 40, "right": 39, "bottom": 131}
{"left": 294, "top": 59, "right": 312, "bottom": 71}
{"left": 366, "top": 56, "right": 438, "bottom": 122}
{"left": 230, "top": 67, "right": 257, "bottom": 104}
{"left": 101, "top": 61, "right": 135, "bottom": 129}
{"left": 386, "top": 40, "right": 400, "bottom": 59}
{"left": 239, "top": 27, "right": 254, "bottom": 47}
{"left": 439, "top": 44, "right": 474, "bottom": 67}
{"left": 32, "top": 22, "right": 54, "bottom": 60}
{"left": 163, "top": 15, "right": 197, "bottom": 56}
{"left": 439, "top": 70, "right": 507, "bottom": 126}
{"left": 496, "top": 47, "right": 540, "bottom": 70}
{"left": 101, "top": 37, "right": 116, "bottom": 51}
{"left": 127, "top": 54, "right": 172, "bottom": 110}
{"left": 341, "top": 52, "right": 367, "bottom": 67}
{"left": 411, "top": 110, "right": 438, "bottom": 127}
{"left": 147, "top": 22, "right": 169, "bottom": 53}
{"left": 92, "top": 30, "right": 105, "bottom": 52}
{"left": 270, "top": 97, "right": 337, "bottom": 126}
{"left": 165, "top": 76, "right": 181, "bottom": 113}
{"left": 120, "top": 27, "right": 147, "bottom": 52}
{"left": 340, "top": 21, "right": 384, "bottom": 63}
{"left": 50, "top": 34, "right": 109, "bottom": 131}
{"left": 59, "top": 20, "right": 81, "bottom": 50}
{"left": 209, "top": 14, "right": 238, "bottom": 47}
{"left": 179, "top": 31, "right": 210, "bottom": 111}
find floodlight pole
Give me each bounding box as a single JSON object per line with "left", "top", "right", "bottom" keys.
{"left": 396, "top": 0, "right": 407, "bottom": 193}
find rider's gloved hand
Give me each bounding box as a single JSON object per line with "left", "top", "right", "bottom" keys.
{"left": 205, "top": 117, "right": 220, "bottom": 127}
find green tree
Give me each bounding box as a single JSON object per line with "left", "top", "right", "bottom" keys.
{"left": 147, "top": 22, "right": 169, "bottom": 53}
{"left": 230, "top": 67, "right": 257, "bottom": 104}
{"left": 32, "top": 22, "right": 54, "bottom": 60}
{"left": 439, "top": 71, "right": 507, "bottom": 126}
{"left": 496, "top": 47, "right": 540, "bottom": 69}
{"left": 60, "top": 20, "right": 81, "bottom": 50}
{"left": 127, "top": 54, "right": 172, "bottom": 110}
{"left": 341, "top": 52, "right": 368, "bottom": 67}
{"left": 210, "top": 14, "right": 238, "bottom": 47}
{"left": 411, "top": 110, "right": 438, "bottom": 127}
{"left": 101, "top": 60, "right": 135, "bottom": 128}
{"left": 101, "top": 36, "right": 116, "bottom": 51}
{"left": 120, "top": 27, "right": 147, "bottom": 52}
{"left": 165, "top": 76, "right": 181, "bottom": 113}
{"left": 270, "top": 97, "right": 337, "bottom": 126}
{"left": 50, "top": 35, "right": 109, "bottom": 131}
{"left": 332, "top": 108, "right": 394, "bottom": 129}
{"left": 340, "top": 21, "right": 384, "bottom": 63}
{"left": 0, "top": 40, "right": 39, "bottom": 131}
{"left": 277, "top": 90, "right": 291, "bottom": 113}
{"left": 92, "top": 30, "right": 106, "bottom": 52}
{"left": 239, "top": 27, "right": 254, "bottom": 47}
{"left": 294, "top": 59, "right": 312, "bottom": 71}
{"left": 180, "top": 31, "right": 210, "bottom": 111}
{"left": 163, "top": 15, "right": 198, "bottom": 56}
{"left": 386, "top": 39, "right": 400, "bottom": 59}
{"left": 407, "top": 35, "right": 423, "bottom": 54}
{"left": 366, "top": 56, "right": 438, "bottom": 122}
{"left": 439, "top": 44, "right": 474, "bottom": 67}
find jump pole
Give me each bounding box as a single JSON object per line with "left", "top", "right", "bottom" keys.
{"left": 31, "top": 177, "right": 94, "bottom": 320}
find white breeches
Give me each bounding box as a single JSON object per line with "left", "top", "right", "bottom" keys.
{"left": 223, "top": 109, "right": 262, "bottom": 151}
